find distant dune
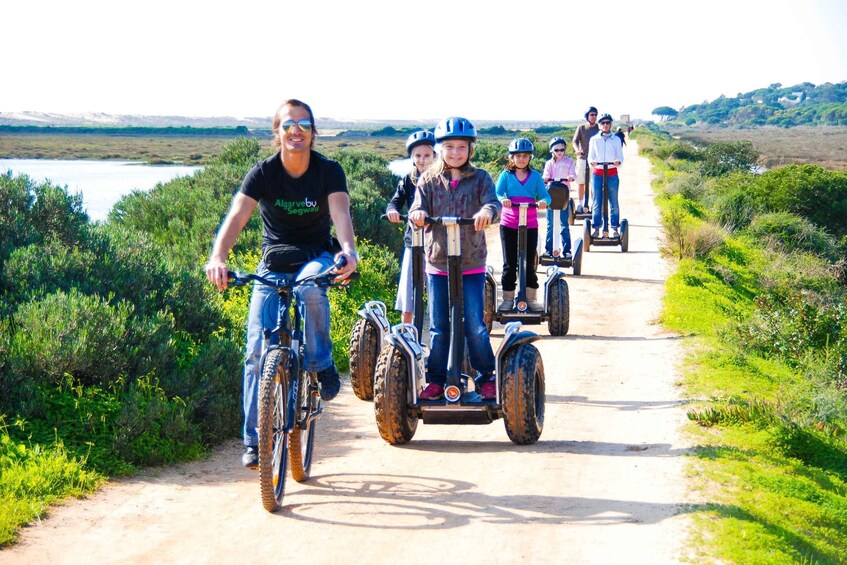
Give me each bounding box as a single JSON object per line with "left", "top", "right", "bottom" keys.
{"left": 0, "top": 111, "right": 573, "bottom": 130}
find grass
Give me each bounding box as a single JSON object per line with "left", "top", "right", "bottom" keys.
{"left": 643, "top": 129, "right": 847, "bottom": 562}
{"left": 0, "top": 422, "right": 102, "bottom": 546}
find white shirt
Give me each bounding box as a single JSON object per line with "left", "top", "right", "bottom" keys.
{"left": 588, "top": 132, "right": 624, "bottom": 168}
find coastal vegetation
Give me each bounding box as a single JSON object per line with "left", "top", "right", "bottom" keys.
{"left": 634, "top": 123, "right": 847, "bottom": 562}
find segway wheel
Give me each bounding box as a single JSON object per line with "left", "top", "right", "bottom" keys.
{"left": 568, "top": 198, "right": 575, "bottom": 226}
{"left": 572, "top": 239, "right": 584, "bottom": 276}
{"left": 349, "top": 318, "right": 377, "bottom": 401}
{"left": 583, "top": 220, "right": 592, "bottom": 252}
{"left": 484, "top": 275, "right": 497, "bottom": 332}
{"left": 620, "top": 219, "right": 629, "bottom": 253}
{"left": 374, "top": 345, "right": 418, "bottom": 445}
{"left": 501, "top": 343, "right": 545, "bottom": 445}
{"left": 547, "top": 277, "right": 570, "bottom": 336}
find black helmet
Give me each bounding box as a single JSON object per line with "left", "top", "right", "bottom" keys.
{"left": 585, "top": 106, "right": 598, "bottom": 119}
{"left": 508, "top": 138, "right": 534, "bottom": 154}
{"left": 405, "top": 130, "right": 436, "bottom": 156}
{"left": 548, "top": 137, "right": 567, "bottom": 150}
{"left": 599, "top": 114, "right": 613, "bottom": 124}
{"left": 434, "top": 116, "right": 477, "bottom": 142}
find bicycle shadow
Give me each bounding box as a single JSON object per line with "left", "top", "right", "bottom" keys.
{"left": 278, "top": 472, "right": 702, "bottom": 529}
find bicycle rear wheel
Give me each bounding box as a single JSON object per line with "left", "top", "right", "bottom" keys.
{"left": 289, "top": 370, "right": 317, "bottom": 482}
{"left": 258, "top": 347, "right": 290, "bottom": 512}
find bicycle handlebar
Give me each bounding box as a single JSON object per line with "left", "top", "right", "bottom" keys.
{"left": 227, "top": 257, "right": 359, "bottom": 288}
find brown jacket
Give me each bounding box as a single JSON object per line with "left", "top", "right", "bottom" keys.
{"left": 410, "top": 166, "right": 501, "bottom": 272}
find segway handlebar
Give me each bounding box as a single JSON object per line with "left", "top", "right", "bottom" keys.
{"left": 425, "top": 216, "right": 476, "bottom": 226}
{"left": 381, "top": 212, "right": 408, "bottom": 222}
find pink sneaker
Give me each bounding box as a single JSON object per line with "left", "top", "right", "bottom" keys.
{"left": 419, "top": 383, "right": 444, "bottom": 400}
{"left": 479, "top": 381, "right": 497, "bottom": 400}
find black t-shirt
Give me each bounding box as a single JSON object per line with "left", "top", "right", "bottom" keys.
{"left": 239, "top": 150, "right": 348, "bottom": 248}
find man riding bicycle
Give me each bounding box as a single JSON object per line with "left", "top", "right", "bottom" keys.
{"left": 205, "top": 99, "right": 358, "bottom": 468}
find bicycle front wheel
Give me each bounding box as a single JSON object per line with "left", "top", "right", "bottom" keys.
{"left": 289, "top": 370, "right": 317, "bottom": 482}
{"left": 258, "top": 347, "right": 291, "bottom": 512}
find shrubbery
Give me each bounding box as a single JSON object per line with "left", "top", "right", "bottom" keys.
{"left": 0, "top": 139, "right": 408, "bottom": 543}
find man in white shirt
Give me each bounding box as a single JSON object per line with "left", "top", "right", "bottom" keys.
{"left": 587, "top": 114, "right": 624, "bottom": 238}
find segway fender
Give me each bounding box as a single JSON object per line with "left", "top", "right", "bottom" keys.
{"left": 358, "top": 300, "right": 390, "bottom": 334}
{"left": 495, "top": 321, "right": 540, "bottom": 368}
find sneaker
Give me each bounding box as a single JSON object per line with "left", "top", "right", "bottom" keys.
{"left": 419, "top": 382, "right": 444, "bottom": 400}
{"left": 317, "top": 364, "right": 341, "bottom": 401}
{"left": 499, "top": 290, "right": 515, "bottom": 311}
{"left": 576, "top": 204, "right": 585, "bottom": 214}
{"left": 612, "top": 228, "right": 620, "bottom": 239}
{"left": 590, "top": 229, "right": 600, "bottom": 238}
{"left": 242, "top": 446, "right": 259, "bottom": 469}
{"left": 479, "top": 381, "right": 496, "bottom": 400}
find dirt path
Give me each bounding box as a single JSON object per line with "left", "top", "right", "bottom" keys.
{"left": 1, "top": 140, "right": 693, "bottom": 564}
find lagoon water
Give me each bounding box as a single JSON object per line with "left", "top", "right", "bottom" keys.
{"left": 388, "top": 158, "right": 411, "bottom": 178}
{"left": 0, "top": 159, "right": 201, "bottom": 221}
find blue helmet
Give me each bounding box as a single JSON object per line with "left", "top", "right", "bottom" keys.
{"left": 405, "top": 130, "right": 436, "bottom": 156}
{"left": 508, "top": 138, "right": 534, "bottom": 154}
{"left": 599, "top": 114, "right": 613, "bottom": 124}
{"left": 585, "top": 106, "right": 598, "bottom": 119}
{"left": 434, "top": 116, "right": 477, "bottom": 142}
{"left": 548, "top": 137, "right": 567, "bottom": 150}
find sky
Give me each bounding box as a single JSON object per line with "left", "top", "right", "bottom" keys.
{"left": 2, "top": 0, "right": 846, "bottom": 123}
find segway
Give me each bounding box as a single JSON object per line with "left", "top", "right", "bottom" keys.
{"left": 538, "top": 181, "right": 584, "bottom": 275}
{"left": 496, "top": 203, "right": 571, "bottom": 336}
{"left": 374, "top": 216, "right": 545, "bottom": 445}
{"left": 583, "top": 162, "right": 629, "bottom": 252}
{"left": 349, "top": 214, "right": 426, "bottom": 401}
{"left": 572, "top": 159, "right": 592, "bottom": 224}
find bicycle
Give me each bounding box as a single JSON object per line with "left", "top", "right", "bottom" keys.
{"left": 227, "top": 258, "right": 356, "bottom": 512}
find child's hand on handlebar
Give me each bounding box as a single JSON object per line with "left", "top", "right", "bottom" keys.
{"left": 386, "top": 210, "right": 402, "bottom": 223}
{"left": 409, "top": 210, "right": 428, "bottom": 228}
{"left": 473, "top": 210, "right": 492, "bottom": 232}
{"left": 500, "top": 198, "right": 512, "bottom": 209}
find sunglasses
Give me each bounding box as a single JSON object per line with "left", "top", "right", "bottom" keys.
{"left": 552, "top": 148, "right": 566, "bottom": 153}
{"left": 600, "top": 121, "right": 612, "bottom": 125}
{"left": 280, "top": 119, "right": 313, "bottom": 133}
{"left": 588, "top": 113, "right": 597, "bottom": 116}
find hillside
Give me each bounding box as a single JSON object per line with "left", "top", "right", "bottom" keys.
{"left": 669, "top": 81, "right": 847, "bottom": 127}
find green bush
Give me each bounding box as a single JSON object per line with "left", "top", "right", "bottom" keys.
{"left": 707, "top": 173, "right": 761, "bottom": 231}
{"left": 747, "top": 212, "right": 841, "bottom": 260}
{"left": 699, "top": 141, "right": 760, "bottom": 176}
{"left": 750, "top": 165, "right": 847, "bottom": 238}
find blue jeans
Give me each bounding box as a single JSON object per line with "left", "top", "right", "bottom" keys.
{"left": 427, "top": 273, "right": 495, "bottom": 384}
{"left": 242, "top": 253, "right": 335, "bottom": 446}
{"left": 591, "top": 173, "right": 620, "bottom": 232}
{"left": 545, "top": 208, "right": 572, "bottom": 255}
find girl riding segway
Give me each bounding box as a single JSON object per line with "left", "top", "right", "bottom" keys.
{"left": 495, "top": 138, "right": 550, "bottom": 311}
{"left": 541, "top": 137, "right": 575, "bottom": 259}
{"left": 409, "top": 117, "right": 501, "bottom": 401}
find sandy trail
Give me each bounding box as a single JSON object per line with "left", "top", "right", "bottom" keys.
{"left": 1, "top": 140, "right": 693, "bottom": 564}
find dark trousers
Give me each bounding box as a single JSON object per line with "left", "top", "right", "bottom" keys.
{"left": 500, "top": 225, "right": 538, "bottom": 292}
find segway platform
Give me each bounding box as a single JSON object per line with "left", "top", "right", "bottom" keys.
{"left": 583, "top": 219, "right": 629, "bottom": 252}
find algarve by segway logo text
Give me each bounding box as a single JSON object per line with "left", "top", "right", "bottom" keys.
{"left": 275, "top": 198, "right": 319, "bottom": 216}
